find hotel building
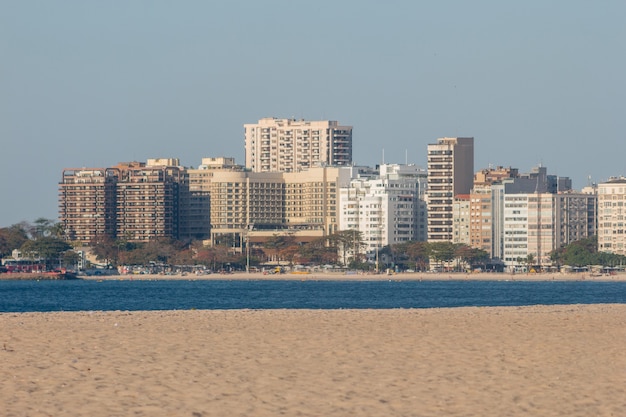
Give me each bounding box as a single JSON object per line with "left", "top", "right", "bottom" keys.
{"left": 201, "top": 165, "right": 354, "bottom": 248}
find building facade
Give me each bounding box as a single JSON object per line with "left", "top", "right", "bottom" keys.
{"left": 427, "top": 137, "right": 474, "bottom": 242}
{"left": 244, "top": 118, "right": 352, "bottom": 173}
{"left": 452, "top": 194, "right": 470, "bottom": 245}
{"left": 553, "top": 191, "right": 598, "bottom": 249}
{"left": 60, "top": 160, "right": 196, "bottom": 244}
{"left": 59, "top": 168, "right": 118, "bottom": 244}
{"left": 469, "top": 167, "right": 519, "bottom": 258}
{"left": 598, "top": 177, "right": 626, "bottom": 256}
{"left": 338, "top": 164, "right": 427, "bottom": 262}
{"left": 203, "top": 165, "right": 354, "bottom": 248}
{"left": 113, "top": 161, "right": 184, "bottom": 242}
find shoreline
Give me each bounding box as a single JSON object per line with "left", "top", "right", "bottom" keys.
{"left": 76, "top": 270, "right": 626, "bottom": 282}
{"left": 3, "top": 270, "right": 626, "bottom": 282}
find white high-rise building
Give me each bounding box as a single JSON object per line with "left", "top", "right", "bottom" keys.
{"left": 339, "top": 164, "right": 427, "bottom": 263}
{"left": 502, "top": 192, "right": 556, "bottom": 270}
{"left": 244, "top": 118, "right": 352, "bottom": 173}
{"left": 452, "top": 194, "right": 470, "bottom": 245}
{"left": 598, "top": 177, "right": 626, "bottom": 256}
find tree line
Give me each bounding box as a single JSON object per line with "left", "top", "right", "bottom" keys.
{"left": 2, "top": 218, "right": 625, "bottom": 272}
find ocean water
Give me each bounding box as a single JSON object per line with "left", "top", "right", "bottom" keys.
{"left": 1, "top": 279, "right": 625, "bottom": 313}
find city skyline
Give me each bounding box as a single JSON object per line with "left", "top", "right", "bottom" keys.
{"left": 2, "top": 1, "right": 625, "bottom": 227}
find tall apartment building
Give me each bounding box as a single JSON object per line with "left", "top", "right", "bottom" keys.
{"left": 598, "top": 177, "right": 626, "bottom": 256}
{"left": 491, "top": 165, "right": 585, "bottom": 269}
{"left": 427, "top": 137, "right": 474, "bottom": 242}
{"left": 60, "top": 159, "right": 197, "bottom": 244}
{"left": 452, "top": 194, "right": 470, "bottom": 245}
{"left": 500, "top": 168, "right": 565, "bottom": 269}
{"left": 244, "top": 118, "right": 352, "bottom": 172}
{"left": 502, "top": 193, "right": 557, "bottom": 268}
{"left": 469, "top": 167, "right": 519, "bottom": 258}
{"left": 339, "top": 164, "right": 427, "bottom": 261}
{"left": 114, "top": 161, "right": 183, "bottom": 242}
{"left": 59, "top": 168, "right": 118, "bottom": 244}
{"left": 554, "top": 191, "right": 598, "bottom": 248}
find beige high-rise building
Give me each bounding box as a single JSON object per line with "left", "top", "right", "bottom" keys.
{"left": 199, "top": 164, "right": 353, "bottom": 247}
{"left": 470, "top": 167, "right": 519, "bottom": 257}
{"left": 598, "top": 177, "right": 626, "bottom": 256}
{"left": 244, "top": 118, "right": 352, "bottom": 172}
{"left": 427, "top": 137, "right": 474, "bottom": 242}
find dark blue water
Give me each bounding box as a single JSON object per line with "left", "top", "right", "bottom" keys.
{"left": 1, "top": 279, "right": 625, "bottom": 312}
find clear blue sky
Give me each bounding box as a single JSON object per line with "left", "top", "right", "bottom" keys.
{"left": 1, "top": 1, "right": 625, "bottom": 227}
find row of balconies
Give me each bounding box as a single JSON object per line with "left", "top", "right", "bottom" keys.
{"left": 427, "top": 173, "right": 453, "bottom": 179}
{"left": 428, "top": 156, "right": 453, "bottom": 162}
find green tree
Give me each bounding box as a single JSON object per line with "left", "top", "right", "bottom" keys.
{"left": 20, "top": 236, "right": 72, "bottom": 269}
{"left": 298, "top": 236, "right": 338, "bottom": 265}
{"left": 61, "top": 250, "right": 82, "bottom": 269}
{"left": 396, "top": 241, "right": 430, "bottom": 271}
{"left": 549, "top": 236, "right": 626, "bottom": 269}
{"left": 90, "top": 235, "right": 118, "bottom": 266}
{"left": 454, "top": 245, "right": 489, "bottom": 271}
{"left": 31, "top": 217, "right": 56, "bottom": 239}
{"left": 427, "top": 241, "right": 457, "bottom": 271}
{"left": 263, "top": 233, "right": 296, "bottom": 264}
{"left": 0, "top": 224, "right": 29, "bottom": 257}
{"left": 525, "top": 254, "right": 536, "bottom": 272}
{"left": 329, "top": 230, "right": 364, "bottom": 266}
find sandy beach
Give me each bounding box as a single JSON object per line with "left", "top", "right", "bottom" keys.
{"left": 3, "top": 270, "right": 626, "bottom": 282}
{"left": 2, "top": 305, "right": 625, "bottom": 416}
{"left": 76, "top": 270, "right": 626, "bottom": 282}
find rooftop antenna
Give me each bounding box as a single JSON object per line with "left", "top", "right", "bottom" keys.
{"left": 382, "top": 148, "right": 385, "bottom": 165}
{"left": 405, "top": 149, "right": 408, "bottom": 165}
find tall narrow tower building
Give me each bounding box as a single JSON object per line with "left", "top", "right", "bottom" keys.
{"left": 427, "top": 137, "right": 474, "bottom": 242}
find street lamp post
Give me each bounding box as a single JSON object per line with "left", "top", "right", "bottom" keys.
{"left": 375, "top": 245, "right": 379, "bottom": 273}
{"left": 246, "top": 223, "right": 254, "bottom": 273}
{"left": 375, "top": 224, "right": 383, "bottom": 273}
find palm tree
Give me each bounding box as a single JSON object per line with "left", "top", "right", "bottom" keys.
{"left": 525, "top": 253, "right": 536, "bottom": 273}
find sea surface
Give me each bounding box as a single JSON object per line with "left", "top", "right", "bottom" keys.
{"left": 1, "top": 279, "right": 626, "bottom": 313}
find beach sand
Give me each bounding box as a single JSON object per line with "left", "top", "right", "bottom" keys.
{"left": 80, "top": 270, "right": 626, "bottom": 282}
{"left": 2, "top": 305, "right": 625, "bottom": 416}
